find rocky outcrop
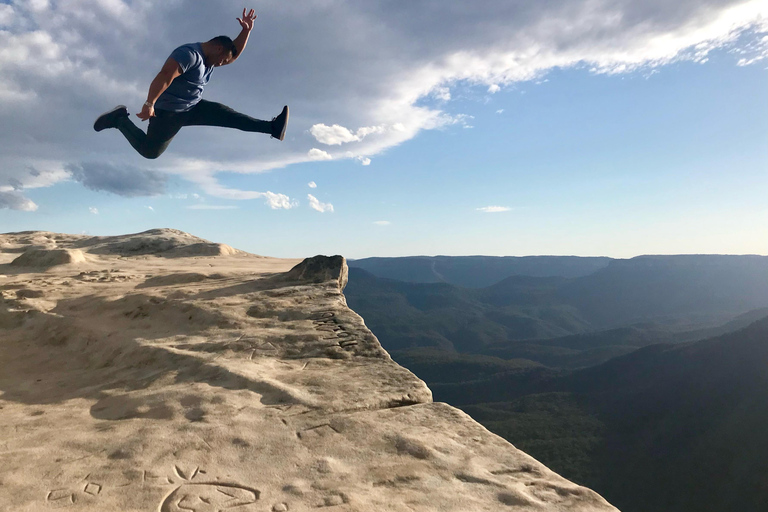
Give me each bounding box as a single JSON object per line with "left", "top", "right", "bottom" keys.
{"left": 10, "top": 248, "right": 87, "bottom": 267}
{"left": 283, "top": 255, "right": 349, "bottom": 290}
{"left": 0, "top": 229, "right": 618, "bottom": 511}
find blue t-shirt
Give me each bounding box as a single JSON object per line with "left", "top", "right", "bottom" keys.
{"left": 154, "top": 43, "right": 213, "bottom": 112}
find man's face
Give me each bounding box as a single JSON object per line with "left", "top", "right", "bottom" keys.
{"left": 211, "top": 46, "right": 234, "bottom": 67}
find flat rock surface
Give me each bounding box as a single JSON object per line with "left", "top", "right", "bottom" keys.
{"left": 0, "top": 229, "right": 618, "bottom": 511}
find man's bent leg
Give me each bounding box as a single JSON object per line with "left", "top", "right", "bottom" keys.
{"left": 184, "top": 100, "right": 272, "bottom": 134}
{"left": 116, "top": 112, "right": 183, "bottom": 159}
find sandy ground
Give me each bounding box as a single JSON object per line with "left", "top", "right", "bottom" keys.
{"left": 0, "top": 229, "right": 618, "bottom": 511}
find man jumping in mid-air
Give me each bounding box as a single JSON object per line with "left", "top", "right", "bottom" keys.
{"left": 94, "top": 8, "right": 288, "bottom": 159}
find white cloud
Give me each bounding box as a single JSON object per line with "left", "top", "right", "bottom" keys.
{"left": 488, "top": 84, "right": 501, "bottom": 94}
{"left": 29, "top": 0, "right": 51, "bottom": 12}
{"left": 310, "top": 124, "right": 386, "bottom": 146}
{"left": 186, "top": 204, "right": 238, "bottom": 210}
{"left": 496, "top": 109, "right": 504, "bottom": 114}
{"left": 477, "top": 206, "right": 511, "bottom": 213}
{"left": 0, "top": 0, "right": 766, "bottom": 210}
{"left": 308, "top": 148, "right": 333, "bottom": 160}
{"left": 262, "top": 192, "right": 298, "bottom": 210}
{"left": 433, "top": 86, "right": 452, "bottom": 101}
{"left": 374, "top": 220, "right": 391, "bottom": 226}
{"left": 0, "top": 4, "right": 15, "bottom": 26}
{"left": 308, "top": 194, "right": 334, "bottom": 213}
{"left": 310, "top": 124, "right": 359, "bottom": 145}
{"left": 89, "top": 206, "right": 99, "bottom": 214}
{"left": 146, "top": 206, "right": 154, "bottom": 211}
{"left": 308, "top": 181, "right": 317, "bottom": 188}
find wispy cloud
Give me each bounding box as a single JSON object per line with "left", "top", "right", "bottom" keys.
{"left": 373, "top": 220, "right": 391, "bottom": 225}
{"left": 308, "top": 194, "right": 334, "bottom": 213}
{"left": 89, "top": 206, "right": 99, "bottom": 214}
{"left": 308, "top": 181, "right": 317, "bottom": 188}
{"left": 0, "top": 191, "right": 37, "bottom": 211}
{"left": 179, "top": 171, "right": 297, "bottom": 209}
{"left": 67, "top": 162, "right": 167, "bottom": 197}
{"left": 186, "top": 204, "right": 238, "bottom": 210}
{"left": 477, "top": 206, "right": 511, "bottom": 213}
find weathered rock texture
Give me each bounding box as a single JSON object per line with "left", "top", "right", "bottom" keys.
{"left": 0, "top": 229, "right": 618, "bottom": 511}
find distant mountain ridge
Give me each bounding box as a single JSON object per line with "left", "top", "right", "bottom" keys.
{"left": 556, "top": 254, "right": 768, "bottom": 327}
{"left": 349, "top": 255, "right": 612, "bottom": 288}
{"left": 346, "top": 254, "right": 768, "bottom": 368}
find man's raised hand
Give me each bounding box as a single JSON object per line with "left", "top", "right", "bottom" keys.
{"left": 237, "top": 8, "right": 256, "bottom": 31}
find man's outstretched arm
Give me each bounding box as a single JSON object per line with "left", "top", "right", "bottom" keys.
{"left": 137, "top": 58, "right": 182, "bottom": 120}
{"left": 136, "top": 57, "right": 181, "bottom": 121}
{"left": 230, "top": 8, "right": 257, "bottom": 63}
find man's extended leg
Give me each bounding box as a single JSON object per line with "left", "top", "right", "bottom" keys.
{"left": 115, "top": 111, "right": 184, "bottom": 159}
{"left": 184, "top": 100, "right": 288, "bottom": 140}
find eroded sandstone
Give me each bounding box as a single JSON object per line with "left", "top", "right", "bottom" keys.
{"left": 0, "top": 229, "right": 618, "bottom": 511}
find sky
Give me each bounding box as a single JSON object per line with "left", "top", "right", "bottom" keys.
{"left": 0, "top": 0, "right": 766, "bottom": 259}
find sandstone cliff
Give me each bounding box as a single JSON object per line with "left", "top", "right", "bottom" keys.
{"left": 0, "top": 229, "right": 618, "bottom": 511}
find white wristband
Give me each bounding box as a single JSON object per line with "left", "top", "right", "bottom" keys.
{"left": 144, "top": 101, "right": 154, "bottom": 108}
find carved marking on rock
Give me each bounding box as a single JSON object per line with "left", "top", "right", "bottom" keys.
{"left": 160, "top": 483, "right": 260, "bottom": 512}
{"left": 314, "top": 491, "right": 348, "bottom": 508}
{"left": 372, "top": 475, "right": 421, "bottom": 488}
{"left": 455, "top": 473, "right": 504, "bottom": 487}
{"left": 83, "top": 482, "right": 102, "bottom": 496}
{"left": 144, "top": 470, "right": 175, "bottom": 486}
{"left": 46, "top": 489, "right": 75, "bottom": 506}
{"left": 297, "top": 424, "right": 339, "bottom": 440}
{"left": 308, "top": 311, "right": 359, "bottom": 351}
{"left": 174, "top": 465, "right": 200, "bottom": 481}
{"left": 491, "top": 465, "right": 543, "bottom": 477}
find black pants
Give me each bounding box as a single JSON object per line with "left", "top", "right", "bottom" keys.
{"left": 116, "top": 100, "right": 272, "bottom": 159}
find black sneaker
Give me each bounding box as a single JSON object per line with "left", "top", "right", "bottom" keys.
{"left": 94, "top": 105, "right": 128, "bottom": 132}
{"left": 270, "top": 105, "right": 289, "bottom": 141}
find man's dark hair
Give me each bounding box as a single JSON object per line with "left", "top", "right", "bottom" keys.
{"left": 209, "top": 35, "right": 238, "bottom": 58}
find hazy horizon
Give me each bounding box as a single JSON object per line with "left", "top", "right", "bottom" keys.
{"left": 4, "top": 227, "right": 767, "bottom": 260}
